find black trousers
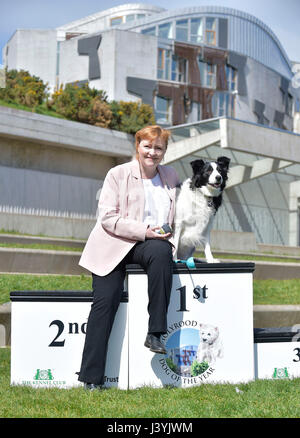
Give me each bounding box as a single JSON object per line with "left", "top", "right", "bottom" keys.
{"left": 78, "top": 239, "right": 173, "bottom": 385}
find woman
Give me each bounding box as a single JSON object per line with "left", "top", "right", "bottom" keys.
{"left": 78, "top": 125, "right": 180, "bottom": 390}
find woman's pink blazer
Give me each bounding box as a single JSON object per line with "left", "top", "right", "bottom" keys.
{"left": 79, "top": 159, "right": 180, "bottom": 276}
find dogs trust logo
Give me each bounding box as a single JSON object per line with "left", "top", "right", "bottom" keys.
{"left": 159, "top": 321, "right": 224, "bottom": 386}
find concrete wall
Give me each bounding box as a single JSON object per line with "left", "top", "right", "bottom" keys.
{"left": 215, "top": 172, "right": 295, "bottom": 246}
{"left": 3, "top": 33, "right": 18, "bottom": 70}
{"left": 294, "top": 113, "right": 300, "bottom": 134}
{"left": 59, "top": 29, "right": 157, "bottom": 102}
{"left": 0, "top": 164, "right": 102, "bottom": 216}
{"left": 236, "top": 57, "right": 293, "bottom": 131}
{"left": 289, "top": 180, "right": 300, "bottom": 246}
{"left": 5, "top": 30, "right": 57, "bottom": 91}
{"left": 0, "top": 210, "right": 96, "bottom": 239}
{"left": 59, "top": 36, "right": 90, "bottom": 88}
{"left": 113, "top": 30, "right": 157, "bottom": 102}
{"left": 0, "top": 127, "right": 129, "bottom": 217}
{"left": 0, "top": 106, "right": 136, "bottom": 236}
{"left": 0, "top": 135, "right": 116, "bottom": 180}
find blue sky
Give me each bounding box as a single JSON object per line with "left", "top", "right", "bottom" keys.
{"left": 166, "top": 328, "right": 200, "bottom": 349}
{"left": 1, "top": 0, "right": 299, "bottom": 65}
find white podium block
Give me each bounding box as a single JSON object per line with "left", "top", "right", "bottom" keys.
{"left": 127, "top": 262, "right": 255, "bottom": 388}
{"left": 11, "top": 262, "right": 255, "bottom": 390}
{"left": 10, "top": 291, "right": 128, "bottom": 389}
{"left": 254, "top": 328, "right": 300, "bottom": 380}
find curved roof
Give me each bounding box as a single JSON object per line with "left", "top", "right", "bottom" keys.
{"left": 120, "top": 5, "right": 292, "bottom": 78}
{"left": 57, "top": 3, "right": 165, "bottom": 31}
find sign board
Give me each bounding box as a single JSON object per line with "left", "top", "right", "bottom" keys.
{"left": 10, "top": 291, "right": 129, "bottom": 389}
{"left": 254, "top": 328, "right": 300, "bottom": 380}
{"left": 10, "top": 262, "right": 255, "bottom": 389}
{"left": 128, "top": 263, "right": 255, "bottom": 388}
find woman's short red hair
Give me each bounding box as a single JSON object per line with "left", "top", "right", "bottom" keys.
{"left": 135, "top": 125, "right": 170, "bottom": 159}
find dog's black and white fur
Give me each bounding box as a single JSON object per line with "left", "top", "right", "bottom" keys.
{"left": 173, "top": 156, "right": 230, "bottom": 263}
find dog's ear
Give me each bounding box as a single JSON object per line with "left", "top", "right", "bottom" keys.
{"left": 217, "top": 156, "right": 230, "bottom": 171}
{"left": 190, "top": 159, "right": 205, "bottom": 174}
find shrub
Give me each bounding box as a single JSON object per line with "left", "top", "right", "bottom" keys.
{"left": 0, "top": 69, "right": 49, "bottom": 108}
{"left": 47, "top": 82, "right": 112, "bottom": 128}
{"left": 0, "top": 71, "right": 156, "bottom": 134}
{"left": 109, "top": 100, "right": 155, "bottom": 134}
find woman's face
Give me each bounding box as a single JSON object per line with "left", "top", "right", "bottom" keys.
{"left": 137, "top": 136, "right": 167, "bottom": 170}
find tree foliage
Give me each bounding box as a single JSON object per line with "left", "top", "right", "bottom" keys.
{"left": 0, "top": 69, "right": 49, "bottom": 108}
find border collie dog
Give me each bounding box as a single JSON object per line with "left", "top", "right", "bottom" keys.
{"left": 173, "top": 156, "right": 230, "bottom": 263}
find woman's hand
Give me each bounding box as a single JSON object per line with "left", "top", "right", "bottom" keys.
{"left": 145, "top": 226, "right": 172, "bottom": 240}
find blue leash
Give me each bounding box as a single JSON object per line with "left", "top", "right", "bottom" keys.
{"left": 174, "top": 257, "right": 197, "bottom": 269}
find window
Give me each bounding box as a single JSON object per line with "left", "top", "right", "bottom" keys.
{"left": 176, "top": 19, "right": 188, "bottom": 42}
{"left": 212, "top": 92, "right": 224, "bottom": 116}
{"left": 141, "top": 27, "right": 156, "bottom": 36}
{"left": 155, "top": 96, "right": 171, "bottom": 124}
{"left": 190, "top": 18, "right": 203, "bottom": 43}
{"left": 212, "top": 92, "right": 235, "bottom": 117}
{"left": 171, "top": 55, "right": 187, "bottom": 82}
{"left": 56, "top": 41, "right": 60, "bottom": 76}
{"left": 198, "top": 58, "right": 216, "bottom": 88}
{"left": 229, "top": 93, "right": 235, "bottom": 117}
{"left": 125, "top": 14, "right": 135, "bottom": 22}
{"left": 296, "top": 99, "right": 300, "bottom": 113}
{"left": 158, "top": 22, "right": 173, "bottom": 39}
{"left": 110, "top": 17, "right": 123, "bottom": 26}
{"left": 226, "top": 65, "right": 237, "bottom": 91}
{"left": 205, "top": 17, "right": 217, "bottom": 45}
{"left": 137, "top": 14, "right": 146, "bottom": 19}
{"left": 157, "top": 49, "right": 187, "bottom": 83}
{"left": 287, "top": 94, "right": 293, "bottom": 116}
{"left": 206, "top": 63, "right": 216, "bottom": 88}
{"left": 142, "top": 16, "right": 219, "bottom": 46}
{"left": 157, "top": 49, "right": 171, "bottom": 80}
{"left": 187, "top": 101, "right": 202, "bottom": 123}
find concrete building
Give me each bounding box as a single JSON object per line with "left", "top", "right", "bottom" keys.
{"left": 2, "top": 3, "right": 300, "bottom": 247}
{"left": 3, "top": 3, "right": 300, "bottom": 130}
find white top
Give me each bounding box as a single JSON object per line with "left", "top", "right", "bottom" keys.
{"left": 142, "top": 173, "right": 171, "bottom": 227}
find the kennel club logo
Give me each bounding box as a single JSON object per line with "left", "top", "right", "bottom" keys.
{"left": 20, "top": 369, "right": 67, "bottom": 387}
{"left": 159, "top": 320, "right": 223, "bottom": 385}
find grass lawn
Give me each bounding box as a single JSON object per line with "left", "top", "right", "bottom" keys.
{"left": 194, "top": 251, "right": 300, "bottom": 264}
{"left": 1, "top": 348, "right": 300, "bottom": 418}
{"left": 1, "top": 274, "right": 300, "bottom": 419}
{"left": 0, "top": 273, "right": 300, "bottom": 306}
{"left": 0, "top": 243, "right": 82, "bottom": 252}
{"left": 0, "top": 274, "right": 91, "bottom": 305}
{"left": 0, "top": 99, "right": 66, "bottom": 119}
{"left": 1, "top": 265, "right": 299, "bottom": 418}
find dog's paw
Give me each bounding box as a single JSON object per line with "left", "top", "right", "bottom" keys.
{"left": 206, "top": 257, "right": 220, "bottom": 263}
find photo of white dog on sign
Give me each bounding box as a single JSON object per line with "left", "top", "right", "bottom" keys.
{"left": 196, "top": 324, "right": 224, "bottom": 366}
{"left": 173, "top": 156, "right": 230, "bottom": 263}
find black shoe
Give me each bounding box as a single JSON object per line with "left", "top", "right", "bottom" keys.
{"left": 144, "top": 334, "right": 167, "bottom": 354}
{"left": 84, "top": 382, "right": 102, "bottom": 391}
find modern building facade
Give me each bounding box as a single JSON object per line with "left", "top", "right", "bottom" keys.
{"left": 3, "top": 3, "right": 300, "bottom": 131}
{"left": 2, "top": 3, "right": 300, "bottom": 247}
